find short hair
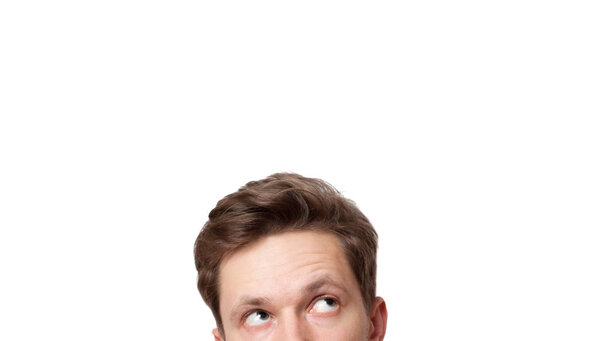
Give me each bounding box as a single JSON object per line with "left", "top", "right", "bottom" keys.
{"left": 194, "top": 172, "right": 378, "bottom": 330}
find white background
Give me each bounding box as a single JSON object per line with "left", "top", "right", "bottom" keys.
{"left": 1, "top": 1, "right": 599, "bottom": 340}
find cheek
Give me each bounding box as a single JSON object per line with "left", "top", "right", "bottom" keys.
{"left": 309, "top": 309, "right": 369, "bottom": 341}
{"left": 222, "top": 320, "right": 277, "bottom": 341}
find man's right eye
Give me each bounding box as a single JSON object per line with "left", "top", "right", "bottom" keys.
{"left": 245, "top": 310, "right": 271, "bottom": 326}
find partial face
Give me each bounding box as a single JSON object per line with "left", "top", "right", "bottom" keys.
{"left": 215, "top": 231, "right": 385, "bottom": 340}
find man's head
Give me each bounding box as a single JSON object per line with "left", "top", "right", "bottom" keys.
{"left": 194, "top": 173, "right": 387, "bottom": 340}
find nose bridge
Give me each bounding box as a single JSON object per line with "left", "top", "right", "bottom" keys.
{"left": 278, "top": 309, "right": 311, "bottom": 341}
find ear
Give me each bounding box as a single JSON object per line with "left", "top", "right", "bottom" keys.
{"left": 212, "top": 328, "right": 224, "bottom": 341}
{"left": 368, "top": 296, "right": 388, "bottom": 341}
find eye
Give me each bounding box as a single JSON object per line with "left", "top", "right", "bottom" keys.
{"left": 310, "top": 297, "right": 339, "bottom": 313}
{"left": 244, "top": 310, "right": 271, "bottom": 326}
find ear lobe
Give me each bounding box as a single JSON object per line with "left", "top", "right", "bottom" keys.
{"left": 212, "top": 328, "right": 224, "bottom": 341}
{"left": 368, "top": 296, "right": 388, "bottom": 341}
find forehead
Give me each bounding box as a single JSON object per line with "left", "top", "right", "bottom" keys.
{"left": 218, "top": 231, "right": 359, "bottom": 311}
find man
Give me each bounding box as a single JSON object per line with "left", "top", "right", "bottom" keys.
{"left": 194, "top": 173, "right": 387, "bottom": 340}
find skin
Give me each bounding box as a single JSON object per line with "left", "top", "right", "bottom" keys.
{"left": 213, "top": 230, "right": 387, "bottom": 341}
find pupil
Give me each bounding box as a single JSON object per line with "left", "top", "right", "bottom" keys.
{"left": 325, "top": 298, "right": 335, "bottom": 305}
{"left": 258, "top": 311, "right": 268, "bottom": 319}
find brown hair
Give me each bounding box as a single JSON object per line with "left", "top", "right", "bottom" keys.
{"left": 194, "top": 172, "right": 378, "bottom": 330}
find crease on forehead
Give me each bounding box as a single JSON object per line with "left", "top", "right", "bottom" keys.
{"left": 228, "top": 273, "right": 350, "bottom": 323}
{"left": 220, "top": 230, "right": 347, "bottom": 277}
{"left": 218, "top": 230, "right": 354, "bottom": 311}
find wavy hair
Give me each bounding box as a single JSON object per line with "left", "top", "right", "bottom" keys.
{"left": 194, "top": 172, "right": 378, "bottom": 331}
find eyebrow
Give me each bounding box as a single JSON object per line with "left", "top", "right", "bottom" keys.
{"left": 301, "top": 275, "right": 348, "bottom": 296}
{"left": 228, "top": 275, "right": 348, "bottom": 322}
{"left": 229, "top": 296, "right": 272, "bottom": 323}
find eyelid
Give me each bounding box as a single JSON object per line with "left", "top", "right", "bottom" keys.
{"left": 243, "top": 309, "right": 268, "bottom": 321}
{"left": 315, "top": 294, "right": 339, "bottom": 304}
{"left": 242, "top": 309, "right": 272, "bottom": 327}
{"left": 309, "top": 295, "right": 340, "bottom": 312}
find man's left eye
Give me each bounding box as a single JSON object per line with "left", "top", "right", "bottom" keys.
{"left": 311, "top": 297, "right": 339, "bottom": 313}
{"left": 245, "top": 310, "right": 271, "bottom": 326}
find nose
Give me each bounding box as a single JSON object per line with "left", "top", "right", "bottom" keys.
{"left": 277, "top": 313, "right": 312, "bottom": 341}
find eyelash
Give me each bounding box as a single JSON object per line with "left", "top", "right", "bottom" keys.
{"left": 241, "top": 295, "right": 340, "bottom": 323}
{"left": 312, "top": 295, "right": 339, "bottom": 308}
{"left": 243, "top": 309, "right": 267, "bottom": 321}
